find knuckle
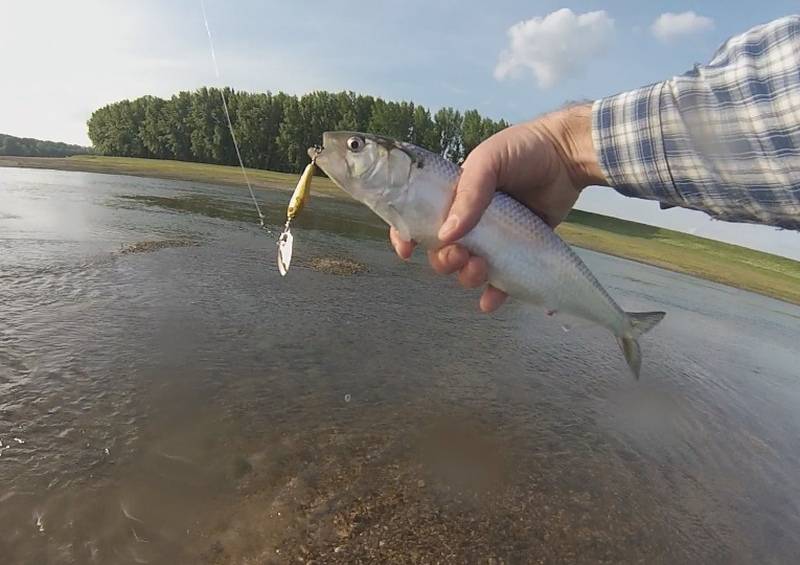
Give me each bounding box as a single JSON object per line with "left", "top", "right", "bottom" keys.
{"left": 427, "top": 250, "right": 447, "bottom": 274}
{"left": 438, "top": 245, "right": 465, "bottom": 274}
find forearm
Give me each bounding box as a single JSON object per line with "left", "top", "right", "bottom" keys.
{"left": 591, "top": 83, "right": 678, "bottom": 202}
{"left": 590, "top": 16, "right": 800, "bottom": 230}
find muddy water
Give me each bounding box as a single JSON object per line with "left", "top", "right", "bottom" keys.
{"left": 1, "top": 167, "right": 799, "bottom": 564}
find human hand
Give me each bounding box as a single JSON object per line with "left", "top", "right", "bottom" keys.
{"left": 389, "top": 103, "right": 606, "bottom": 312}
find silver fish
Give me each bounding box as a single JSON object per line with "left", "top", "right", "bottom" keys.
{"left": 310, "top": 132, "right": 665, "bottom": 377}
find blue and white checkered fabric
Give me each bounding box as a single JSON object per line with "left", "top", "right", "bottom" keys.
{"left": 592, "top": 15, "right": 800, "bottom": 230}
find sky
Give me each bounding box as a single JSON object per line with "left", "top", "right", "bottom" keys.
{"left": 2, "top": 1, "right": 799, "bottom": 259}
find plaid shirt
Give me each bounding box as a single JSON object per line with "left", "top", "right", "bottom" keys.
{"left": 592, "top": 15, "right": 800, "bottom": 230}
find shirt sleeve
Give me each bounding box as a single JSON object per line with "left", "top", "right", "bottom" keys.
{"left": 592, "top": 16, "right": 800, "bottom": 230}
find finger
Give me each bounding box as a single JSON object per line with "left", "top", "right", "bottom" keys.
{"left": 438, "top": 162, "right": 497, "bottom": 243}
{"left": 427, "top": 244, "right": 469, "bottom": 275}
{"left": 457, "top": 256, "right": 488, "bottom": 289}
{"left": 389, "top": 226, "right": 416, "bottom": 260}
{"left": 480, "top": 285, "right": 508, "bottom": 313}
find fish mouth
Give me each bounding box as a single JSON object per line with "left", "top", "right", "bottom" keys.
{"left": 307, "top": 144, "right": 323, "bottom": 162}
{"left": 308, "top": 131, "right": 341, "bottom": 163}
{"left": 307, "top": 139, "right": 334, "bottom": 181}
{"left": 307, "top": 134, "right": 348, "bottom": 193}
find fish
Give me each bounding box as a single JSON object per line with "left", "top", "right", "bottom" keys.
{"left": 277, "top": 160, "right": 317, "bottom": 276}
{"left": 309, "top": 132, "right": 665, "bottom": 378}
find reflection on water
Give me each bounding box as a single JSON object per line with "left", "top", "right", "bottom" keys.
{"left": 1, "top": 167, "right": 800, "bottom": 563}
{"left": 117, "top": 192, "right": 388, "bottom": 241}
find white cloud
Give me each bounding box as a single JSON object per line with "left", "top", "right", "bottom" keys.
{"left": 494, "top": 9, "right": 615, "bottom": 88}
{"left": 651, "top": 11, "right": 714, "bottom": 42}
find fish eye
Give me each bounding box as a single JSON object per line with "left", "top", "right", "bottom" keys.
{"left": 347, "top": 136, "right": 365, "bottom": 152}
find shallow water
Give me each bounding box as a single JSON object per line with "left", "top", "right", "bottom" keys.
{"left": 1, "top": 167, "right": 799, "bottom": 564}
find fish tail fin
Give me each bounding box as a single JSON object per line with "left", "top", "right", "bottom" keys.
{"left": 627, "top": 311, "right": 666, "bottom": 338}
{"left": 617, "top": 311, "right": 666, "bottom": 379}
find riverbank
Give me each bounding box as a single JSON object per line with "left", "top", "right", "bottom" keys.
{"left": 3, "top": 154, "right": 799, "bottom": 305}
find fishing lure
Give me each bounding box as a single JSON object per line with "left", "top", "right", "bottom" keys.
{"left": 277, "top": 159, "right": 316, "bottom": 276}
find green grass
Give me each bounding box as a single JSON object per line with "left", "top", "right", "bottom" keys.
{"left": 558, "top": 210, "right": 800, "bottom": 304}
{"left": 0, "top": 154, "right": 341, "bottom": 196}
{"left": 3, "top": 154, "right": 799, "bottom": 305}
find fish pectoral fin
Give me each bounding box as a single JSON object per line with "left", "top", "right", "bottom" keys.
{"left": 386, "top": 204, "right": 412, "bottom": 242}
{"left": 392, "top": 221, "right": 412, "bottom": 242}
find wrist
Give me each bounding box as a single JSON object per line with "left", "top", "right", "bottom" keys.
{"left": 543, "top": 103, "right": 607, "bottom": 189}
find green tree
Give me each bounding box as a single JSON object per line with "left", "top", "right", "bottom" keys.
{"left": 434, "top": 107, "right": 463, "bottom": 162}
{"left": 277, "top": 91, "right": 347, "bottom": 171}
{"left": 233, "top": 92, "right": 285, "bottom": 169}
{"left": 86, "top": 87, "right": 509, "bottom": 172}
{"left": 461, "top": 109, "right": 484, "bottom": 156}
{"left": 275, "top": 96, "right": 307, "bottom": 172}
{"left": 329, "top": 92, "right": 378, "bottom": 140}
{"left": 409, "top": 105, "right": 438, "bottom": 151}
{"left": 189, "top": 87, "right": 236, "bottom": 164}
{"left": 483, "top": 117, "right": 508, "bottom": 140}
{"left": 88, "top": 100, "right": 146, "bottom": 157}
{"left": 164, "top": 92, "right": 193, "bottom": 161}
{"left": 139, "top": 96, "right": 171, "bottom": 159}
{"left": 1, "top": 136, "right": 21, "bottom": 155}
{"left": 369, "top": 99, "right": 415, "bottom": 141}
{"left": 0, "top": 134, "right": 89, "bottom": 157}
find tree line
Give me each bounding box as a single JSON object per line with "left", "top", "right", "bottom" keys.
{"left": 0, "top": 133, "right": 90, "bottom": 158}
{"left": 87, "top": 88, "right": 510, "bottom": 173}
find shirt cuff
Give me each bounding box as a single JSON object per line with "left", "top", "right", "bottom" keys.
{"left": 592, "top": 84, "right": 683, "bottom": 206}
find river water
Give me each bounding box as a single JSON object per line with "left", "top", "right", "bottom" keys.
{"left": 1, "top": 167, "right": 799, "bottom": 564}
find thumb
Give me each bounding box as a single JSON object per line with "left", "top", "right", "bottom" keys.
{"left": 438, "top": 162, "right": 497, "bottom": 242}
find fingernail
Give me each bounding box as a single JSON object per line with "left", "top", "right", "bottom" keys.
{"left": 438, "top": 215, "right": 459, "bottom": 240}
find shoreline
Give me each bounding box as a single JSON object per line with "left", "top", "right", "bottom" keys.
{"left": 2, "top": 154, "right": 799, "bottom": 306}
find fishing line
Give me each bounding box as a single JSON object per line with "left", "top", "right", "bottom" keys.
{"left": 200, "top": 0, "right": 268, "bottom": 231}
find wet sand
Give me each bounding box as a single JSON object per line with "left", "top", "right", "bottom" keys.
{"left": 118, "top": 239, "right": 199, "bottom": 255}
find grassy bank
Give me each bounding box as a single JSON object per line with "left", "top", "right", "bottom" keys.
{"left": 558, "top": 211, "right": 800, "bottom": 305}
{"left": 3, "top": 155, "right": 799, "bottom": 305}
{"left": 0, "top": 154, "right": 340, "bottom": 195}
